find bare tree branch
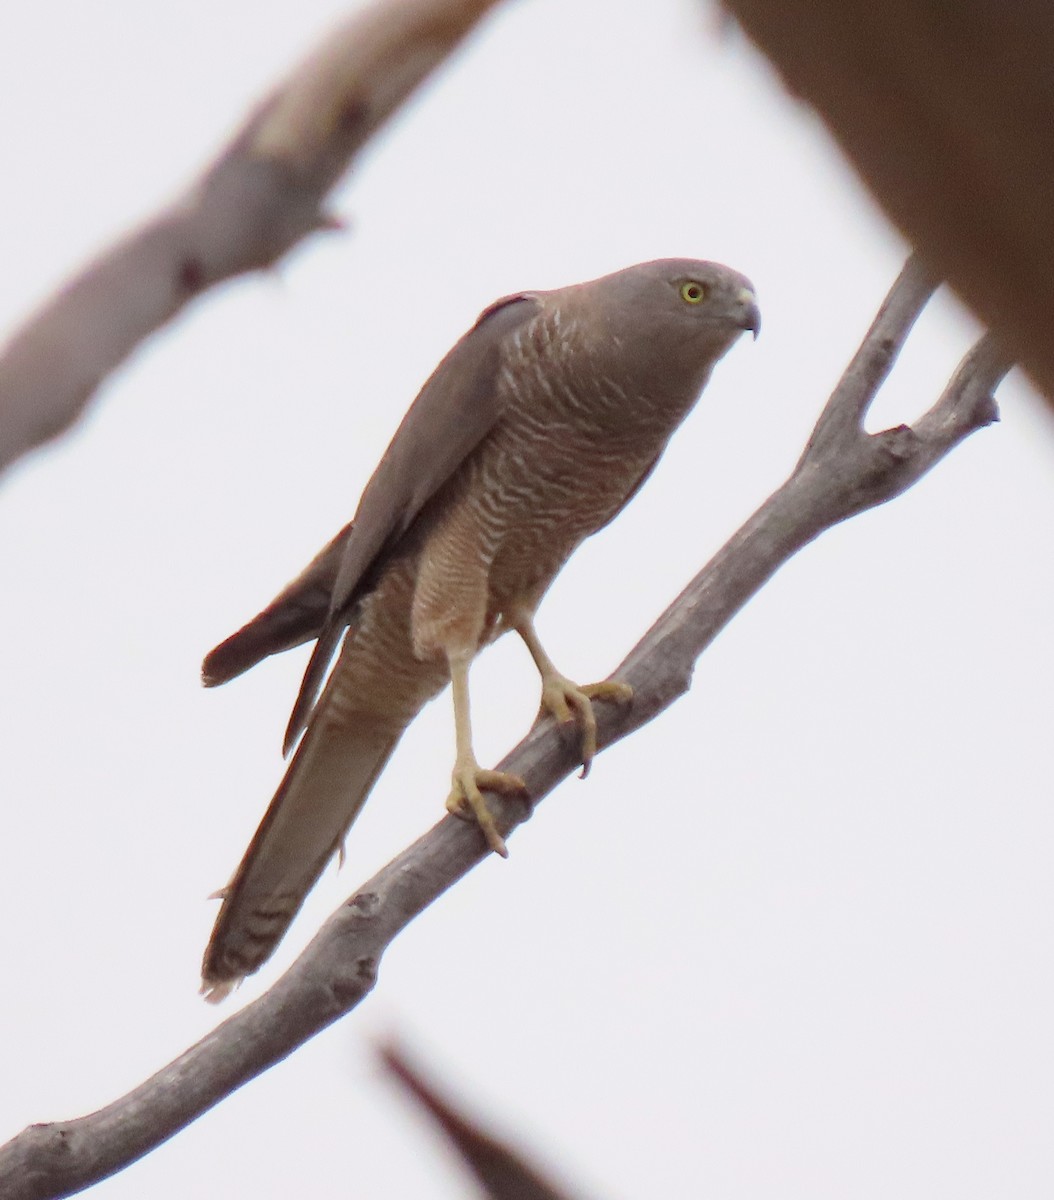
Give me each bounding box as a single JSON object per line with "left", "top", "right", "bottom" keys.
{"left": 0, "top": 0, "right": 502, "bottom": 479}
{"left": 381, "top": 1044, "right": 579, "bottom": 1200}
{"left": 0, "top": 258, "right": 1009, "bottom": 1199}
{"left": 722, "top": 0, "right": 1054, "bottom": 410}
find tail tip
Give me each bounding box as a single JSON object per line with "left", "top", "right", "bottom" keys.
{"left": 201, "top": 646, "right": 230, "bottom": 689}
{"left": 200, "top": 974, "right": 241, "bottom": 1005}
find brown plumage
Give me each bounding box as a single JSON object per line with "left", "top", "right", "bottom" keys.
{"left": 200, "top": 258, "right": 759, "bottom": 999}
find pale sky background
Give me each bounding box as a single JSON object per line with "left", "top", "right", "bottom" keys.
{"left": 2, "top": 1, "right": 1053, "bottom": 1197}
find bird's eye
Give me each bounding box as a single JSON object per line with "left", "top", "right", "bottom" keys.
{"left": 680, "top": 281, "right": 707, "bottom": 304}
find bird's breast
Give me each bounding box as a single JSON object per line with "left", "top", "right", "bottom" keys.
{"left": 464, "top": 379, "right": 673, "bottom": 611}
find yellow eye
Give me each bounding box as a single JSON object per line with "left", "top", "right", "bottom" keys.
{"left": 680, "top": 280, "right": 707, "bottom": 304}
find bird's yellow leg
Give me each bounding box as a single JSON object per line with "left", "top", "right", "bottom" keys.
{"left": 445, "top": 648, "right": 527, "bottom": 858}
{"left": 511, "top": 615, "right": 633, "bottom": 778}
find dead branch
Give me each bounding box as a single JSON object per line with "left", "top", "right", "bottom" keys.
{"left": 722, "top": 0, "right": 1054, "bottom": 411}
{"left": 0, "top": 257, "right": 1009, "bottom": 1199}
{"left": 0, "top": 0, "right": 502, "bottom": 479}
{"left": 381, "top": 1044, "right": 577, "bottom": 1200}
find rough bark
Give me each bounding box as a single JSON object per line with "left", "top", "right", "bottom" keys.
{"left": 0, "top": 0, "right": 502, "bottom": 478}
{"left": 0, "top": 256, "right": 1009, "bottom": 1199}
{"left": 723, "top": 0, "right": 1054, "bottom": 410}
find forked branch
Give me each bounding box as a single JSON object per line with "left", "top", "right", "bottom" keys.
{"left": 0, "top": 257, "right": 1009, "bottom": 1199}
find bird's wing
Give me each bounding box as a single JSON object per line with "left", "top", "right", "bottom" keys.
{"left": 202, "top": 521, "right": 354, "bottom": 687}
{"left": 284, "top": 291, "right": 542, "bottom": 753}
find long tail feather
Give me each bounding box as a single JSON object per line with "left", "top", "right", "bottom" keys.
{"left": 201, "top": 709, "right": 404, "bottom": 1001}
{"left": 282, "top": 619, "right": 344, "bottom": 756}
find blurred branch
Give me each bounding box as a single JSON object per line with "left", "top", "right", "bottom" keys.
{"left": 0, "top": 257, "right": 1009, "bottom": 1198}
{"left": 381, "top": 1044, "right": 578, "bottom": 1200}
{"left": 723, "top": 0, "right": 1054, "bottom": 411}
{"left": 0, "top": 0, "right": 502, "bottom": 479}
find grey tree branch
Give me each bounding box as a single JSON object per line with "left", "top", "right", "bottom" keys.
{"left": 721, "top": 0, "right": 1054, "bottom": 411}
{"left": 0, "top": 257, "right": 1009, "bottom": 1199}
{"left": 0, "top": 0, "right": 502, "bottom": 479}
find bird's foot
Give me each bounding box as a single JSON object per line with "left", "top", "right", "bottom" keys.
{"left": 445, "top": 759, "right": 528, "bottom": 858}
{"left": 539, "top": 676, "right": 634, "bottom": 778}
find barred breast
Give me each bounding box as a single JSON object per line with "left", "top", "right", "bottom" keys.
{"left": 410, "top": 303, "right": 698, "bottom": 658}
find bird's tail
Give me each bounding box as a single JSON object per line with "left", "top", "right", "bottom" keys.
{"left": 200, "top": 707, "right": 406, "bottom": 1002}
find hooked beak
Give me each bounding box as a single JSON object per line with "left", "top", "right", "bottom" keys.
{"left": 736, "top": 287, "right": 761, "bottom": 340}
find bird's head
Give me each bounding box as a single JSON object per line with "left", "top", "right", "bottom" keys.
{"left": 566, "top": 257, "right": 760, "bottom": 392}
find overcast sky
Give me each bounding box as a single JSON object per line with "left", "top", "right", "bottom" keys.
{"left": 2, "top": 1, "right": 1053, "bottom": 1197}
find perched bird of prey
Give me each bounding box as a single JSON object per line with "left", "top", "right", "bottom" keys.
{"left": 200, "top": 258, "right": 759, "bottom": 1000}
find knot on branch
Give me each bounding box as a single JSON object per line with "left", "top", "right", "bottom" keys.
{"left": 330, "top": 954, "right": 379, "bottom": 1008}
{"left": 973, "top": 392, "right": 1001, "bottom": 428}
{"left": 871, "top": 423, "right": 917, "bottom": 460}
{"left": 347, "top": 890, "right": 380, "bottom": 917}
{"left": 863, "top": 421, "right": 921, "bottom": 478}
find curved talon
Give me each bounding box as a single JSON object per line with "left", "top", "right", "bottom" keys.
{"left": 446, "top": 764, "right": 527, "bottom": 857}
{"left": 540, "top": 677, "right": 634, "bottom": 777}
